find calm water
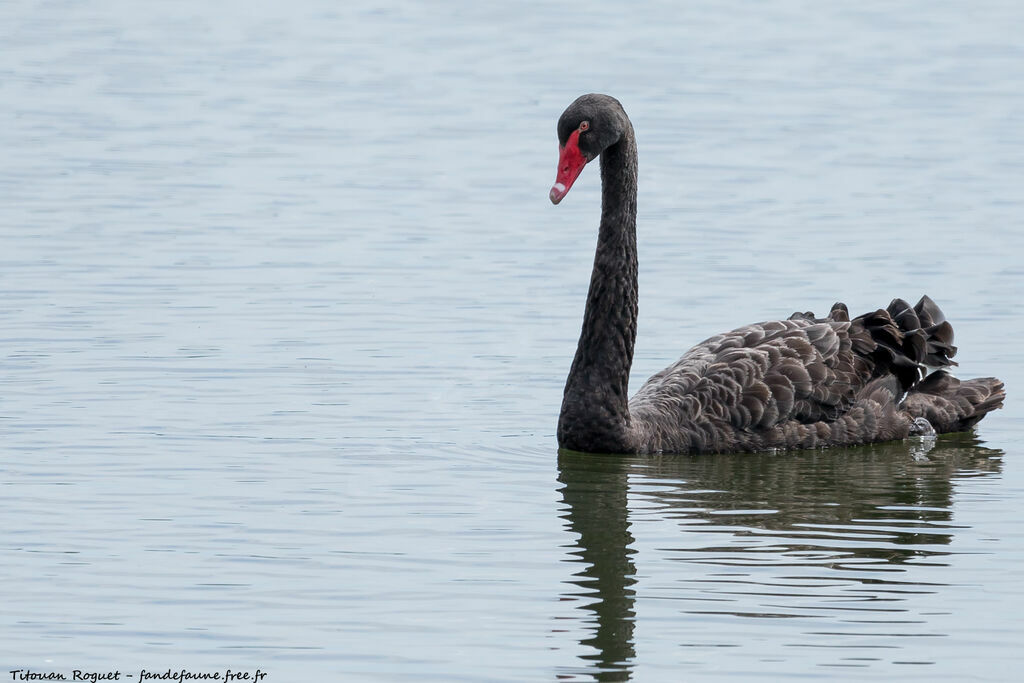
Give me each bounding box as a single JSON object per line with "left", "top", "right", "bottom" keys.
{"left": 3, "top": 0, "right": 1023, "bottom": 680}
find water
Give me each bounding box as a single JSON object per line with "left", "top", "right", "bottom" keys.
{"left": 2, "top": 0, "right": 1023, "bottom": 680}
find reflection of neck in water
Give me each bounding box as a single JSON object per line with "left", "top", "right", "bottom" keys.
{"left": 556, "top": 435, "right": 1002, "bottom": 676}
{"left": 558, "top": 457, "right": 637, "bottom": 680}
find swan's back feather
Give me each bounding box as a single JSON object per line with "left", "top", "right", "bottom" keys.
{"left": 627, "top": 296, "right": 1000, "bottom": 454}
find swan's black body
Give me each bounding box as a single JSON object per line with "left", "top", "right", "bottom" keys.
{"left": 553, "top": 94, "right": 1004, "bottom": 455}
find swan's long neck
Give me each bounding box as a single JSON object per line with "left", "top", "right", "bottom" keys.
{"left": 558, "top": 128, "right": 639, "bottom": 453}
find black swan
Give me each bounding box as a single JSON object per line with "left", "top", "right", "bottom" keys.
{"left": 550, "top": 93, "right": 1004, "bottom": 455}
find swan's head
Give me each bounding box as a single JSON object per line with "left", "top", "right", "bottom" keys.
{"left": 550, "top": 94, "right": 628, "bottom": 204}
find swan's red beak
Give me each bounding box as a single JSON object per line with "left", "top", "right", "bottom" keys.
{"left": 550, "top": 129, "right": 587, "bottom": 204}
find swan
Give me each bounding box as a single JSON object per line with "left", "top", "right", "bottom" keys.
{"left": 550, "top": 93, "right": 1004, "bottom": 455}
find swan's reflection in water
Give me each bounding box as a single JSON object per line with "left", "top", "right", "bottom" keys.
{"left": 556, "top": 435, "right": 1002, "bottom": 681}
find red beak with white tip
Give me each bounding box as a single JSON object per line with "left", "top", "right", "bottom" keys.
{"left": 550, "top": 129, "right": 588, "bottom": 204}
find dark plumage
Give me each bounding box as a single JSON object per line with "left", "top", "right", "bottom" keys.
{"left": 551, "top": 94, "right": 1004, "bottom": 455}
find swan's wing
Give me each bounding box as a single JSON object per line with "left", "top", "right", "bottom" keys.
{"left": 629, "top": 298, "right": 964, "bottom": 453}
{"left": 631, "top": 310, "right": 865, "bottom": 434}
{"left": 631, "top": 298, "right": 959, "bottom": 442}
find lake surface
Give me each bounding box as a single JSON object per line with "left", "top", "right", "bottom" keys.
{"left": 3, "top": 0, "right": 1023, "bottom": 680}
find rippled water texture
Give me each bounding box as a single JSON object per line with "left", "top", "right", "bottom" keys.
{"left": 3, "top": 0, "right": 1023, "bottom": 680}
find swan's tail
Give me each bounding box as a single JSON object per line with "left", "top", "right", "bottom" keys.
{"left": 902, "top": 371, "right": 1005, "bottom": 433}
{"left": 845, "top": 295, "right": 1003, "bottom": 433}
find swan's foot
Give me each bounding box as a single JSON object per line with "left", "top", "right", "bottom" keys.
{"left": 907, "top": 417, "right": 937, "bottom": 461}
{"left": 909, "top": 416, "right": 936, "bottom": 437}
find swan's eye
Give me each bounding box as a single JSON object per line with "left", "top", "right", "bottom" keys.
{"left": 579, "top": 121, "right": 590, "bottom": 132}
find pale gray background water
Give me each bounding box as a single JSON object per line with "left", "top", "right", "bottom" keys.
{"left": 3, "top": 0, "right": 1023, "bottom": 680}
